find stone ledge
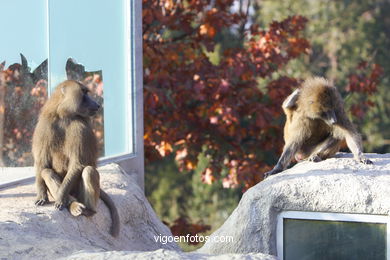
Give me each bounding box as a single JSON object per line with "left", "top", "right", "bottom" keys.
{"left": 65, "top": 249, "right": 277, "bottom": 260}
{"left": 0, "top": 164, "right": 179, "bottom": 259}
{"left": 198, "top": 153, "right": 390, "bottom": 255}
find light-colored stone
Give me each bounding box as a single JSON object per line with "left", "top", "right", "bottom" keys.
{"left": 199, "top": 153, "right": 390, "bottom": 256}
{"left": 64, "top": 249, "right": 277, "bottom": 260}
{"left": 0, "top": 164, "right": 179, "bottom": 260}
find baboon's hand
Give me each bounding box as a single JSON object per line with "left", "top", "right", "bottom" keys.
{"left": 54, "top": 197, "right": 68, "bottom": 210}
{"left": 308, "top": 154, "right": 322, "bottom": 162}
{"left": 35, "top": 193, "right": 48, "bottom": 206}
{"left": 360, "top": 157, "right": 373, "bottom": 165}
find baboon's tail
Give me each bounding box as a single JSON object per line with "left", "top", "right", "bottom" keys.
{"left": 100, "top": 189, "right": 120, "bottom": 237}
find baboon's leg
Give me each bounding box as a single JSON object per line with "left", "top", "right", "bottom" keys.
{"left": 308, "top": 137, "right": 341, "bottom": 162}
{"left": 41, "top": 168, "right": 88, "bottom": 216}
{"left": 78, "top": 166, "right": 100, "bottom": 215}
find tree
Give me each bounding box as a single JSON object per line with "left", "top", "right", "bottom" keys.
{"left": 0, "top": 55, "right": 47, "bottom": 166}
{"left": 143, "top": 0, "right": 310, "bottom": 190}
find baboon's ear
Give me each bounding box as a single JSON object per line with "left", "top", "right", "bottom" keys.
{"left": 66, "top": 58, "right": 85, "bottom": 81}
{"left": 32, "top": 59, "right": 48, "bottom": 83}
{"left": 283, "top": 89, "right": 300, "bottom": 109}
{"left": 20, "top": 53, "right": 29, "bottom": 71}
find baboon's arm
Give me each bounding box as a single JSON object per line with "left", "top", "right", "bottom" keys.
{"left": 282, "top": 89, "right": 300, "bottom": 109}
{"left": 35, "top": 167, "right": 49, "bottom": 205}
{"left": 264, "top": 142, "right": 299, "bottom": 178}
{"left": 332, "top": 116, "right": 373, "bottom": 164}
{"left": 343, "top": 128, "right": 373, "bottom": 164}
{"left": 55, "top": 164, "right": 83, "bottom": 209}
{"left": 34, "top": 138, "right": 51, "bottom": 205}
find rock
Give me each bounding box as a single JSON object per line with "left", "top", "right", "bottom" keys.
{"left": 199, "top": 153, "right": 390, "bottom": 255}
{"left": 65, "top": 249, "right": 277, "bottom": 260}
{"left": 0, "top": 164, "right": 179, "bottom": 260}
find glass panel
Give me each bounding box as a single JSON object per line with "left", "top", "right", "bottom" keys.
{"left": 283, "top": 218, "right": 386, "bottom": 260}
{"left": 48, "top": 0, "right": 132, "bottom": 157}
{"left": 0, "top": 0, "right": 48, "bottom": 166}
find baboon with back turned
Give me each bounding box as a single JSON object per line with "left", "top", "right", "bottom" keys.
{"left": 32, "top": 80, "right": 120, "bottom": 237}
{"left": 264, "top": 77, "right": 372, "bottom": 178}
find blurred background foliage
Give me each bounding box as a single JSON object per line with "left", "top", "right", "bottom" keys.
{"left": 142, "top": 0, "right": 389, "bottom": 251}
{"left": 255, "top": 0, "right": 390, "bottom": 152}
{"left": 142, "top": 0, "right": 388, "bottom": 250}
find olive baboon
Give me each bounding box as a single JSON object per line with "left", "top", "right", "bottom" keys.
{"left": 264, "top": 77, "right": 372, "bottom": 178}
{"left": 32, "top": 80, "right": 119, "bottom": 237}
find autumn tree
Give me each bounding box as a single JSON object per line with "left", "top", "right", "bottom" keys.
{"left": 143, "top": 0, "right": 311, "bottom": 190}
{"left": 0, "top": 55, "right": 47, "bottom": 166}
{"left": 142, "top": 0, "right": 383, "bottom": 248}
{"left": 143, "top": 0, "right": 383, "bottom": 192}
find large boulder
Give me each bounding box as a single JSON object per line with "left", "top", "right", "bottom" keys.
{"left": 0, "top": 164, "right": 179, "bottom": 260}
{"left": 199, "top": 153, "right": 390, "bottom": 255}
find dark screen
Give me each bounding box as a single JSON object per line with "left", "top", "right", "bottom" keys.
{"left": 283, "top": 218, "right": 386, "bottom": 260}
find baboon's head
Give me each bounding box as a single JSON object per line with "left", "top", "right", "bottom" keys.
{"left": 54, "top": 80, "right": 100, "bottom": 118}
{"left": 299, "top": 78, "right": 338, "bottom": 125}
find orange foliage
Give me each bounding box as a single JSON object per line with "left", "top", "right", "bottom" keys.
{"left": 143, "top": 0, "right": 308, "bottom": 190}
{"left": 143, "top": 1, "right": 381, "bottom": 193}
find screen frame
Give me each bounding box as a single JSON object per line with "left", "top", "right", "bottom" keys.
{"left": 277, "top": 211, "right": 390, "bottom": 260}
{"left": 0, "top": 0, "right": 144, "bottom": 190}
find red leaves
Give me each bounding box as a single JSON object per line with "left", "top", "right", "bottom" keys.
{"left": 143, "top": 1, "right": 310, "bottom": 190}
{"left": 245, "top": 16, "right": 310, "bottom": 77}
{"left": 346, "top": 61, "right": 383, "bottom": 94}
{"left": 0, "top": 61, "right": 47, "bottom": 166}
{"left": 346, "top": 61, "right": 383, "bottom": 118}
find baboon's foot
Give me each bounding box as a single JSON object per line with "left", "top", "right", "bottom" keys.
{"left": 69, "top": 201, "right": 96, "bottom": 217}
{"left": 35, "top": 195, "right": 49, "bottom": 206}
{"left": 360, "top": 157, "right": 373, "bottom": 165}
{"left": 308, "top": 155, "right": 322, "bottom": 162}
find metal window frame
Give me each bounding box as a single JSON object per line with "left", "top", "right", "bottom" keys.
{"left": 277, "top": 210, "right": 390, "bottom": 260}
{"left": 0, "top": 0, "right": 144, "bottom": 191}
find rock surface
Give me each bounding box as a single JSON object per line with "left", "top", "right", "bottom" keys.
{"left": 199, "top": 153, "right": 390, "bottom": 256}
{"left": 65, "top": 249, "right": 277, "bottom": 260}
{"left": 0, "top": 164, "right": 179, "bottom": 260}
{"left": 2, "top": 153, "right": 388, "bottom": 260}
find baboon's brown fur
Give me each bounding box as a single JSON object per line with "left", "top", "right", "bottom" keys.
{"left": 265, "top": 77, "right": 372, "bottom": 177}
{"left": 32, "top": 80, "right": 119, "bottom": 237}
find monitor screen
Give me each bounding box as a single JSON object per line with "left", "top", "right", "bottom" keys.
{"left": 277, "top": 211, "right": 389, "bottom": 260}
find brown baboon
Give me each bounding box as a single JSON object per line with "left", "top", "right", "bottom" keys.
{"left": 264, "top": 77, "right": 372, "bottom": 178}
{"left": 32, "top": 80, "right": 119, "bottom": 237}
